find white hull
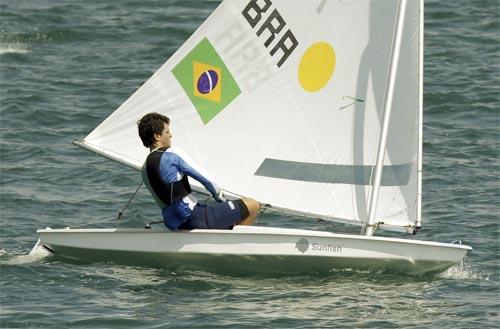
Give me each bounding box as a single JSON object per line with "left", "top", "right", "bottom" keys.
{"left": 34, "top": 226, "right": 471, "bottom": 276}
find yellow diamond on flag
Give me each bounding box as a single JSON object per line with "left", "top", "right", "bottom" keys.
{"left": 193, "top": 61, "right": 222, "bottom": 103}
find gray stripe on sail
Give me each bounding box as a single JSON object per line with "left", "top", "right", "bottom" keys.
{"left": 317, "top": 0, "right": 328, "bottom": 14}
{"left": 254, "top": 159, "right": 412, "bottom": 186}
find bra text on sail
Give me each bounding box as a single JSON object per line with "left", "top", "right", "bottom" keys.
{"left": 242, "top": 0, "right": 299, "bottom": 68}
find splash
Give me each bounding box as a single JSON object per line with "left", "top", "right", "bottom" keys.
{"left": 0, "top": 240, "right": 53, "bottom": 266}
{"left": 0, "top": 44, "right": 30, "bottom": 55}
{"left": 439, "top": 258, "right": 488, "bottom": 281}
{"left": 28, "top": 239, "right": 53, "bottom": 257}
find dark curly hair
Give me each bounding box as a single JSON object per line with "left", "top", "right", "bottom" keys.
{"left": 137, "top": 112, "right": 170, "bottom": 148}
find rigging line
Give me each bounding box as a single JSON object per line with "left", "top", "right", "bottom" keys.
{"left": 69, "top": 217, "right": 119, "bottom": 229}
{"left": 68, "top": 182, "right": 144, "bottom": 229}
{"left": 201, "top": 187, "right": 338, "bottom": 225}
{"left": 339, "top": 96, "right": 365, "bottom": 111}
{"left": 217, "top": 188, "right": 349, "bottom": 226}
{"left": 116, "top": 182, "right": 144, "bottom": 221}
{"left": 220, "top": 188, "right": 293, "bottom": 218}
{"left": 207, "top": 189, "right": 269, "bottom": 226}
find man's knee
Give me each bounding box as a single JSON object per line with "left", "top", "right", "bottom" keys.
{"left": 241, "top": 197, "right": 260, "bottom": 216}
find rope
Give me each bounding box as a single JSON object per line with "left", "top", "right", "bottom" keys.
{"left": 213, "top": 187, "right": 337, "bottom": 226}
{"left": 69, "top": 183, "right": 297, "bottom": 229}
{"left": 116, "top": 182, "right": 143, "bottom": 221}
{"left": 213, "top": 189, "right": 323, "bottom": 226}
{"left": 69, "top": 182, "right": 143, "bottom": 229}
{"left": 69, "top": 217, "right": 119, "bottom": 229}
{"left": 200, "top": 189, "right": 270, "bottom": 226}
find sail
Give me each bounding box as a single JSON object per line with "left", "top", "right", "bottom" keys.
{"left": 80, "top": 0, "right": 422, "bottom": 230}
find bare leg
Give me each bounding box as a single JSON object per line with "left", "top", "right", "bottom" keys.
{"left": 238, "top": 197, "right": 260, "bottom": 226}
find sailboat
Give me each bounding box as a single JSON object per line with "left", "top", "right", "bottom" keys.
{"left": 32, "top": 0, "right": 471, "bottom": 275}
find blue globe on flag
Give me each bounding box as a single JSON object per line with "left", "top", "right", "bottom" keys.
{"left": 197, "top": 70, "right": 219, "bottom": 94}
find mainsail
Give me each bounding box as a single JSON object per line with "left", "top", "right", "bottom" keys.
{"left": 78, "top": 0, "right": 422, "bottom": 231}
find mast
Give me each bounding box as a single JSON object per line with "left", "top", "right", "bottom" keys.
{"left": 364, "top": 0, "right": 408, "bottom": 236}
{"left": 415, "top": 0, "right": 424, "bottom": 232}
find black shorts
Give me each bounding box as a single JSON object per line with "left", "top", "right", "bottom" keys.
{"left": 179, "top": 199, "right": 249, "bottom": 230}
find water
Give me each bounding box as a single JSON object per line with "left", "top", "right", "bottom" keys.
{"left": 1, "top": 0, "right": 499, "bottom": 327}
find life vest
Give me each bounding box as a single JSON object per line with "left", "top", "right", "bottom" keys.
{"left": 141, "top": 148, "right": 192, "bottom": 207}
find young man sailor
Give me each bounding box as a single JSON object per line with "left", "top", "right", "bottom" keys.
{"left": 137, "top": 112, "right": 260, "bottom": 230}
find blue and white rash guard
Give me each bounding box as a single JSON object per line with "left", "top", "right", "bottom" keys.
{"left": 141, "top": 147, "right": 221, "bottom": 230}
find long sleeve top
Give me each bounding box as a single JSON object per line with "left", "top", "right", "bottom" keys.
{"left": 142, "top": 147, "right": 221, "bottom": 229}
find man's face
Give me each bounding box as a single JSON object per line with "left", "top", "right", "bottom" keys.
{"left": 154, "top": 122, "right": 172, "bottom": 148}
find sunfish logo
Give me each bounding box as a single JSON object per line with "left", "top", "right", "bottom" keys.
{"left": 295, "top": 238, "right": 309, "bottom": 253}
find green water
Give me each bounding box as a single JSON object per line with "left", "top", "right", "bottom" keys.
{"left": 1, "top": 0, "right": 499, "bottom": 328}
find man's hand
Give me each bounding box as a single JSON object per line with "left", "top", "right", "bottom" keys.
{"left": 215, "top": 190, "right": 226, "bottom": 203}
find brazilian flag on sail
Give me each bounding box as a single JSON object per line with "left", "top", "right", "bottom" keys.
{"left": 172, "top": 38, "right": 241, "bottom": 124}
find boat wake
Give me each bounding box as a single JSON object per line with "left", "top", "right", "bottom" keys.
{"left": 438, "top": 258, "right": 487, "bottom": 281}
{"left": 0, "top": 240, "right": 52, "bottom": 266}
{"left": 0, "top": 253, "right": 50, "bottom": 266}
{"left": 0, "top": 44, "right": 30, "bottom": 55}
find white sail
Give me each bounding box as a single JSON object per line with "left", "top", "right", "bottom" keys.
{"left": 80, "top": 0, "right": 422, "bottom": 230}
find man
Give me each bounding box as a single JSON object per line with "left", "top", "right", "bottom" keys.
{"left": 137, "top": 112, "right": 260, "bottom": 230}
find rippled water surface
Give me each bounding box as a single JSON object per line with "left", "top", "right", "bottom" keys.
{"left": 1, "top": 0, "right": 499, "bottom": 328}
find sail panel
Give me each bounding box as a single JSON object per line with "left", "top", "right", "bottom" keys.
{"left": 83, "top": 0, "right": 421, "bottom": 229}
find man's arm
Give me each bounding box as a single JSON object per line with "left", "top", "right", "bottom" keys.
{"left": 167, "top": 148, "right": 222, "bottom": 199}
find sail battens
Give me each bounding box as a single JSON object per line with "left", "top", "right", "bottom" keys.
{"left": 254, "top": 158, "right": 412, "bottom": 186}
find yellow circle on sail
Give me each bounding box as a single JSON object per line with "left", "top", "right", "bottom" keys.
{"left": 298, "top": 42, "right": 336, "bottom": 92}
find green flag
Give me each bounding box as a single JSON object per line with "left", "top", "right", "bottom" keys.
{"left": 172, "top": 38, "right": 241, "bottom": 124}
